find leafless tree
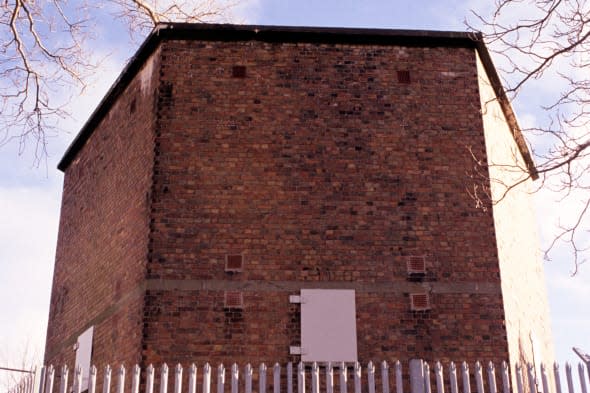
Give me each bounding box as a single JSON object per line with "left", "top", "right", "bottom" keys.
{"left": 0, "top": 0, "right": 234, "bottom": 164}
{"left": 471, "top": 0, "right": 590, "bottom": 273}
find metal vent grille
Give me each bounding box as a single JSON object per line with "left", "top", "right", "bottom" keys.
{"left": 224, "top": 291, "right": 244, "bottom": 308}
{"left": 407, "top": 256, "right": 426, "bottom": 275}
{"left": 225, "top": 254, "right": 243, "bottom": 272}
{"left": 410, "top": 293, "right": 431, "bottom": 311}
{"left": 232, "top": 65, "right": 247, "bottom": 78}
{"left": 397, "top": 70, "right": 411, "bottom": 84}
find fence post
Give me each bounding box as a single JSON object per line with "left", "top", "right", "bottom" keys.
{"left": 566, "top": 363, "right": 574, "bottom": 393}
{"left": 161, "top": 364, "right": 169, "bottom": 393}
{"left": 382, "top": 361, "right": 390, "bottom": 393}
{"left": 203, "top": 364, "right": 211, "bottom": 393}
{"left": 424, "top": 363, "right": 431, "bottom": 393}
{"left": 60, "top": 365, "right": 69, "bottom": 393}
{"left": 474, "top": 362, "right": 484, "bottom": 393}
{"left": 175, "top": 364, "right": 183, "bottom": 393}
{"left": 245, "top": 364, "right": 253, "bottom": 393}
{"left": 515, "top": 364, "right": 524, "bottom": 393}
{"left": 354, "top": 362, "right": 362, "bottom": 393}
{"left": 527, "top": 364, "right": 536, "bottom": 393}
{"left": 132, "top": 365, "right": 141, "bottom": 393}
{"left": 368, "top": 362, "right": 375, "bottom": 393}
{"left": 260, "top": 363, "right": 267, "bottom": 393}
{"left": 298, "top": 362, "right": 305, "bottom": 393}
{"left": 274, "top": 364, "right": 281, "bottom": 393}
{"left": 434, "top": 362, "right": 444, "bottom": 393}
{"left": 287, "top": 363, "right": 293, "bottom": 393}
{"left": 410, "top": 359, "right": 424, "bottom": 393}
{"left": 326, "top": 363, "right": 333, "bottom": 393}
{"left": 74, "top": 366, "right": 83, "bottom": 393}
{"left": 540, "top": 364, "right": 549, "bottom": 393}
{"left": 89, "top": 366, "right": 97, "bottom": 393}
{"left": 461, "top": 362, "right": 471, "bottom": 393}
{"left": 188, "top": 364, "right": 197, "bottom": 393}
{"left": 117, "top": 365, "right": 125, "bottom": 393}
{"left": 395, "top": 361, "right": 403, "bottom": 393}
{"left": 499, "top": 363, "right": 509, "bottom": 393}
{"left": 579, "top": 363, "right": 588, "bottom": 393}
{"left": 312, "top": 363, "right": 319, "bottom": 393}
{"left": 487, "top": 362, "right": 496, "bottom": 393}
{"left": 218, "top": 364, "right": 226, "bottom": 393}
{"left": 340, "top": 362, "right": 348, "bottom": 393}
{"left": 231, "top": 364, "right": 239, "bottom": 393}
{"left": 36, "top": 366, "right": 46, "bottom": 393}
{"left": 554, "top": 363, "right": 562, "bottom": 393}
{"left": 146, "top": 365, "right": 155, "bottom": 393}
{"left": 449, "top": 362, "right": 458, "bottom": 393}
{"left": 45, "top": 366, "right": 55, "bottom": 393}
{"left": 103, "top": 366, "right": 112, "bottom": 393}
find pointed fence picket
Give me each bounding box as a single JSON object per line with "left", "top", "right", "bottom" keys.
{"left": 7, "top": 360, "right": 590, "bottom": 393}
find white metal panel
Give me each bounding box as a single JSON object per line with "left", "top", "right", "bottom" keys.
{"left": 75, "top": 326, "right": 94, "bottom": 391}
{"left": 300, "top": 289, "right": 357, "bottom": 362}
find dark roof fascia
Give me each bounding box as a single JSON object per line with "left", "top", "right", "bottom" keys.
{"left": 154, "top": 22, "right": 480, "bottom": 47}
{"left": 473, "top": 38, "right": 538, "bottom": 180}
{"left": 57, "top": 23, "right": 537, "bottom": 178}
{"left": 57, "top": 29, "right": 162, "bottom": 171}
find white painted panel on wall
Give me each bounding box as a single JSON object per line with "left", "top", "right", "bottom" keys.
{"left": 300, "top": 289, "right": 357, "bottom": 362}
{"left": 75, "top": 326, "right": 94, "bottom": 391}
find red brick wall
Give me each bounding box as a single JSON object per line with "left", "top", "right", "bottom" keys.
{"left": 143, "top": 40, "right": 509, "bottom": 366}
{"left": 44, "top": 49, "right": 161, "bottom": 369}
{"left": 46, "top": 36, "right": 553, "bottom": 372}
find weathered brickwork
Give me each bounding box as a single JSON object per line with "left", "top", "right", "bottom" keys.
{"left": 143, "top": 38, "right": 508, "bottom": 366}
{"left": 45, "top": 25, "right": 552, "bottom": 375}
{"left": 44, "top": 49, "right": 161, "bottom": 368}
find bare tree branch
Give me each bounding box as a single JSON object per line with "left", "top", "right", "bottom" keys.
{"left": 0, "top": 0, "right": 236, "bottom": 165}
{"left": 469, "top": 0, "right": 590, "bottom": 273}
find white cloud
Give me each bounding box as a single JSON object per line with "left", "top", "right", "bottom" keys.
{"left": 0, "top": 37, "right": 121, "bottom": 390}
{"left": 0, "top": 185, "right": 61, "bottom": 388}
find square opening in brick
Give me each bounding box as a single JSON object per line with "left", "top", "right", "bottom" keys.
{"left": 397, "top": 70, "right": 411, "bottom": 84}
{"left": 225, "top": 254, "right": 243, "bottom": 272}
{"left": 410, "top": 293, "right": 431, "bottom": 311}
{"left": 224, "top": 291, "right": 244, "bottom": 308}
{"left": 407, "top": 255, "right": 426, "bottom": 275}
{"left": 232, "top": 65, "right": 247, "bottom": 78}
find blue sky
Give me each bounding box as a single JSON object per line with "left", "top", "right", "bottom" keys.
{"left": 1, "top": 0, "right": 588, "bottom": 381}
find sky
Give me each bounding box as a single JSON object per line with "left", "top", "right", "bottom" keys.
{"left": 1, "top": 0, "right": 589, "bottom": 386}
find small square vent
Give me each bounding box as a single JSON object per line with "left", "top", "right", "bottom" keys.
{"left": 397, "top": 70, "right": 411, "bottom": 84}
{"left": 225, "top": 254, "right": 243, "bottom": 272}
{"left": 224, "top": 291, "right": 244, "bottom": 308}
{"left": 232, "top": 65, "right": 247, "bottom": 78}
{"left": 410, "top": 293, "right": 431, "bottom": 311}
{"left": 407, "top": 256, "right": 426, "bottom": 275}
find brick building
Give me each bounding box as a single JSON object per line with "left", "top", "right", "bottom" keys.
{"left": 44, "top": 23, "right": 553, "bottom": 375}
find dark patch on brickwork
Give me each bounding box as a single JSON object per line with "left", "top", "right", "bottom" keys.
{"left": 232, "top": 65, "right": 247, "bottom": 78}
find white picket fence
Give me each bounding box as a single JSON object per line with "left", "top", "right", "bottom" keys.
{"left": 7, "top": 361, "right": 590, "bottom": 393}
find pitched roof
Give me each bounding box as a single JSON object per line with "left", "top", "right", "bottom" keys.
{"left": 57, "top": 23, "right": 537, "bottom": 179}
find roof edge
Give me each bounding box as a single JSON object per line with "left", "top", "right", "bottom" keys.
{"left": 58, "top": 23, "right": 537, "bottom": 178}
{"left": 57, "top": 23, "right": 482, "bottom": 171}
{"left": 473, "top": 37, "right": 539, "bottom": 180}
{"left": 57, "top": 29, "right": 162, "bottom": 171}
